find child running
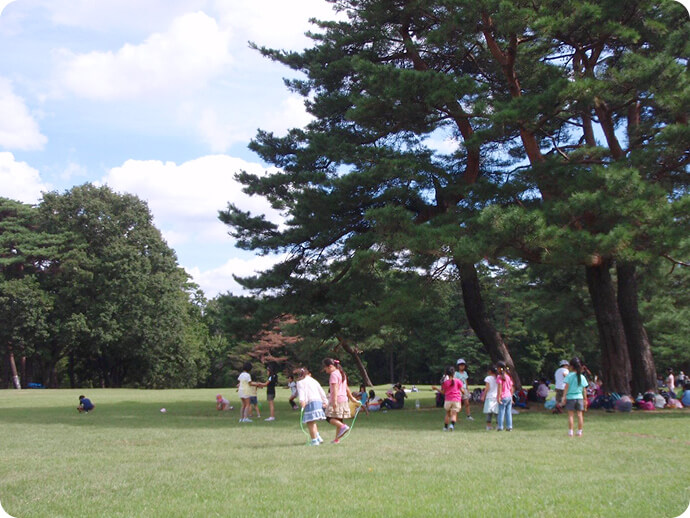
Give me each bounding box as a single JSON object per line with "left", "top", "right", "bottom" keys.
{"left": 560, "top": 357, "right": 588, "bottom": 437}
{"left": 482, "top": 365, "right": 498, "bottom": 430}
{"left": 294, "top": 367, "right": 328, "bottom": 446}
{"left": 496, "top": 361, "right": 514, "bottom": 431}
{"left": 433, "top": 366, "right": 463, "bottom": 431}
{"left": 322, "top": 358, "right": 360, "bottom": 444}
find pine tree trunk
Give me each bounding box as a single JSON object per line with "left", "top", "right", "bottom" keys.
{"left": 8, "top": 347, "right": 21, "bottom": 390}
{"left": 585, "top": 262, "right": 632, "bottom": 394}
{"left": 617, "top": 262, "right": 657, "bottom": 395}
{"left": 455, "top": 261, "right": 521, "bottom": 389}
{"left": 335, "top": 336, "right": 374, "bottom": 387}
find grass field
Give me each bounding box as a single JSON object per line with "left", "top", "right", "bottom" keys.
{"left": 0, "top": 387, "right": 688, "bottom": 518}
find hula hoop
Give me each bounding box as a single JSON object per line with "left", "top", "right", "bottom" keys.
{"left": 337, "top": 403, "right": 362, "bottom": 443}
{"left": 299, "top": 407, "right": 312, "bottom": 445}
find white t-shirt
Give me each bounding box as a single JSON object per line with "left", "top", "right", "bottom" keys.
{"left": 484, "top": 375, "right": 498, "bottom": 399}
{"left": 288, "top": 380, "right": 297, "bottom": 396}
{"left": 554, "top": 367, "right": 569, "bottom": 390}
{"left": 238, "top": 372, "right": 251, "bottom": 399}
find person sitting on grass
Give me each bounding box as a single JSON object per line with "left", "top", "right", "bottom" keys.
{"left": 216, "top": 394, "right": 232, "bottom": 411}
{"left": 354, "top": 384, "right": 370, "bottom": 416}
{"left": 77, "top": 395, "right": 95, "bottom": 413}
{"left": 366, "top": 390, "right": 381, "bottom": 412}
{"left": 381, "top": 383, "right": 407, "bottom": 410}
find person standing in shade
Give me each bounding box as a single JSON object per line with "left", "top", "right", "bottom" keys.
{"left": 554, "top": 360, "right": 570, "bottom": 413}
{"left": 454, "top": 358, "right": 474, "bottom": 420}
{"left": 496, "top": 361, "right": 514, "bottom": 431}
{"left": 560, "top": 357, "right": 588, "bottom": 437}
{"left": 256, "top": 365, "right": 278, "bottom": 421}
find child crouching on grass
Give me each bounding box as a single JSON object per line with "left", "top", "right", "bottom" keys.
{"left": 77, "top": 395, "right": 94, "bottom": 413}
{"left": 432, "top": 366, "right": 463, "bottom": 431}
{"left": 295, "top": 367, "right": 328, "bottom": 446}
{"left": 216, "top": 394, "right": 232, "bottom": 411}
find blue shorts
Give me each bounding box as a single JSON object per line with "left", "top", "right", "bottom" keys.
{"left": 249, "top": 396, "right": 258, "bottom": 405}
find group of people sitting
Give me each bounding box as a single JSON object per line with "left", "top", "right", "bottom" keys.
{"left": 354, "top": 382, "right": 407, "bottom": 414}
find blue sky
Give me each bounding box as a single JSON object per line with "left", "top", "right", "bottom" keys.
{"left": 0, "top": 0, "right": 343, "bottom": 298}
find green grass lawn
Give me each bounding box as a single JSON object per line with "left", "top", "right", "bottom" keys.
{"left": 0, "top": 387, "right": 688, "bottom": 518}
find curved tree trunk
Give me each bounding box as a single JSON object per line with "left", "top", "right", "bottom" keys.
{"left": 455, "top": 260, "right": 521, "bottom": 389}
{"left": 335, "top": 336, "right": 374, "bottom": 387}
{"left": 585, "top": 262, "right": 632, "bottom": 394}
{"left": 617, "top": 262, "right": 657, "bottom": 395}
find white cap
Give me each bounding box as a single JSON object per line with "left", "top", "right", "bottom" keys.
{"left": 559, "top": 360, "right": 569, "bottom": 366}
{"left": 456, "top": 358, "right": 466, "bottom": 365}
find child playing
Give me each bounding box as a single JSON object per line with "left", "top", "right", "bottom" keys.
{"left": 255, "top": 365, "right": 278, "bottom": 421}
{"left": 433, "top": 366, "right": 463, "bottom": 431}
{"left": 216, "top": 394, "right": 232, "bottom": 411}
{"left": 560, "top": 357, "right": 588, "bottom": 437}
{"left": 481, "top": 365, "right": 498, "bottom": 430}
{"left": 454, "top": 359, "right": 473, "bottom": 420}
{"left": 288, "top": 375, "right": 298, "bottom": 410}
{"left": 356, "top": 384, "right": 370, "bottom": 416}
{"left": 322, "top": 358, "right": 360, "bottom": 443}
{"left": 294, "top": 367, "right": 328, "bottom": 446}
{"left": 248, "top": 381, "right": 261, "bottom": 419}
{"left": 496, "top": 361, "right": 514, "bottom": 431}
{"left": 237, "top": 362, "right": 253, "bottom": 422}
{"left": 77, "top": 395, "right": 95, "bottom": 413}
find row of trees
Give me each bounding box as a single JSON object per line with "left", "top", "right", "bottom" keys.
{"left": 0, "top": 184, "right": 686, "bottom": 389}
{"left": 220, "top": 0, "right": 689, "bottom": 393}
{"left": 0, "top": 186, "right": 210, "bottom": 388}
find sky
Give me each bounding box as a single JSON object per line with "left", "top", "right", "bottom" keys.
{"left": 0, "top": 0, "right": 346, "bottom": 298}
{"left": 1, "top": 1, "right": 689, "bottom": 300}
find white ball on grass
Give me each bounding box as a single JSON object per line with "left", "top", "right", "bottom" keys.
{"left": 160, "top": 408, "right": 167, "bottom": 413}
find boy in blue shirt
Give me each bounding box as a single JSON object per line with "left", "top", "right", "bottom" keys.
{"left": 78, "top": 395, "right": 95, "bottom": 413}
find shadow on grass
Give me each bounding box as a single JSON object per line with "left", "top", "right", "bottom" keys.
{"left": 0, "top": 399, "right": 687, "bottom": 433}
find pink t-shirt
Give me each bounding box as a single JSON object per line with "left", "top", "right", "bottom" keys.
{"left": 497, "top": 373, "right": 514, "bottom": 399}
{"left": 442, "top": 378, "right": 463, "bottom": 402}
{"left": 329, "top": 369, "right": 348, "bottom": 403}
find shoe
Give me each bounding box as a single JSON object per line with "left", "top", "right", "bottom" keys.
{"left": 265, "top": 417, "right": 275, "bottom": 421}
{"left": 449, "top": 424, "right": 454, "bottom": 431}
{"left": 467, "top": 415, "right": 474, "bottom": 421}
{"left": 486, "top": 426, "right": 493, "bottom": 431}
{"left": 310, "top": 439, "right": 320, "bottom": 446}
{"left": 506, "top": 428, "right": 512, "bottom": 432}
{"left": 442, "top": 427, "right": 448, "bottom": 431}
{"left": 331, "top": 439, "right": 340, "bottom": 444}
{"left": 317, "top": 435, "right": 324, "bottom": 444}
{"left": 336, "top": 425, "right": 350, "bottom": 439}
{"left": 568, "top": 430, "right": 574, "bottom": 437}
{"left": 244, "top": 418, "right": 252, "bottom": 422}
{"left": 496, "top": 428, "right": 503, "bottom": 431}
{"left": 576, "top": 430, "right": 582, "bottom": 437}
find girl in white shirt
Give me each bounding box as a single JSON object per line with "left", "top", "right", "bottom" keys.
{"left": 294, "top": 368, "right": 328, "bottom": 446}
{"left": 482, "top": 365, "right": 499, "bottom": 430}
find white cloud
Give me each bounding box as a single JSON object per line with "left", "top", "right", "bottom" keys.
{"left": 186, "top": 254, "right": 284, "bottom": 297}
{"left": 0, "top": 78, "right": 47, "bottom": 151}
{"left": 58, "top": 11, "right": 232, "bottom": 100}
{"left": 188, "top": 94, "right": 313, "bottom": 152}
{"left": 101, "top": 154, "right": 283, "bottom": 244}
{"left": 0, "top": 152, "right": 50, "bottom": 203}
{"left": 40, "top": 0, "right": 206, "bottom": 33}
{"left": 213, "top": 0, "right": 341, "bottom": 50}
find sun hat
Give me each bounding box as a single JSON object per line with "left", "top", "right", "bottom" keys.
{"left": 559, "top": 360, "right": 569, "bottom": 366}
{"left": 456, "top": 358, "right": 466, "bottom": 365}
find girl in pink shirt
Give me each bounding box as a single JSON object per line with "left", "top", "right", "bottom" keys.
{"left": 322, "top": 358, "right": 359, "bottom": 444}
{"left": 496, "top": 361, "right": 514, "bottom": 431}
{"left": 432, "top": 366, "right": 463, "bottom": 431}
